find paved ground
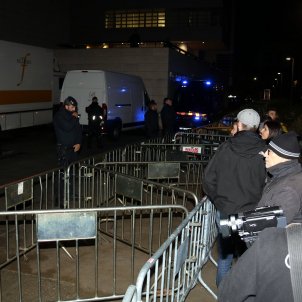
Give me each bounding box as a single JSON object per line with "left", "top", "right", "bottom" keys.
{"left": 0, "top": 124, "right": 147, "bottom": 185}
{"left": 0, "top": 124, "right": 218, "bottom": 301}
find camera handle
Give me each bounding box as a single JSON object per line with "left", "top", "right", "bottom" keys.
{"left": 286, "top": 223, "right": 302, "bottom": 302}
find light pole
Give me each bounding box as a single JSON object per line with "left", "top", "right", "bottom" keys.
{"left": 286, "top": 57, "right": 295, "bottom": 107}
{"left": 277, "top": 72, "right": 283, "bottom": 94}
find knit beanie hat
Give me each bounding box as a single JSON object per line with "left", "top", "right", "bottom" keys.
{"left": 268, "top": 131, "right": 301, "bottom": 159}
{"left": 237, "top": 109, "right": 260, "bottom": 128}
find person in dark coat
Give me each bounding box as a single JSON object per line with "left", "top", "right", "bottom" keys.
{"left": 218, "top": 226, "right": 295, "bottom": 302}
{"left": 160, "top": 97, "right": 177, "bottom": 136}
{"left": 85, "top": 96, "right": 104, "bottom": 148}
{"left": 53, "top": 96, "right": 83, "bottom": 208}
{"left": 144, "top": 100, "right": 159, "bottom": 138}
{"left": 203, "top": 108, "right": 266, "bottom": 286}
{"left": 53, "top": 96, "right": 82, "bottom": 167}
{"left": 258, "top": 131, "right": 302, "bottom": 223}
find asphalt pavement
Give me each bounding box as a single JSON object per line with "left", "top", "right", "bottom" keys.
{"left": 0, "top": 124, "right": 146, "bottom": 186}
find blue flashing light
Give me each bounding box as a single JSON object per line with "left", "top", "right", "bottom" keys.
{"left": 194, "top": 116, "right": 200, "bottom": 121}
{"left": 120, "top": 88, "right": 127, "bottom": 92}
{"left": 205, "top": 81, "right": 212, "bottom": 86}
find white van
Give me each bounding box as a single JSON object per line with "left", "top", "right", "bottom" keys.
{"left": 60, "top": 70, "right": 150, "bottom": 138}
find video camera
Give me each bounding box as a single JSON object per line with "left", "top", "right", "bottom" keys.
{"left": 220, "top": 206, "right": 287, "bottom": 247}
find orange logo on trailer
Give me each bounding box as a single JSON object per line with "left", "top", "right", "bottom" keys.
{"left": 17, "top": 53, "right": 31, "bottom": 86}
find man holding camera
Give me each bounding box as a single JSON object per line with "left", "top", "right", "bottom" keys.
{"left": 257, "top": 131, "right": 302, "bottom": 223}
{"left": 203, "top": 108, "right": 266, "bottom": 285}
{"left": 218, "top": 132, "right": 302, "bottom": 302}
{"left": 218, "top": 225, "right": 298, "bottom": 302}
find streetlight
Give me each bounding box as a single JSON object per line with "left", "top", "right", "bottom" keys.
{"left": 277, "top": 72, "right": 283, "bottom": 92}
{"left": 286, "top": 57, "right": 295, "bottom": 107}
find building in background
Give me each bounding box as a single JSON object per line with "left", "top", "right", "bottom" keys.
{"left": 0, "top": 0, "right": 234, "bottom": 123}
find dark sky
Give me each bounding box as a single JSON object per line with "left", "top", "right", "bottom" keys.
{"left": 232, "top": 1, "right": 302, "bottom": 91}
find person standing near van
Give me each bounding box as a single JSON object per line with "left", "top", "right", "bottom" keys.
{"left": 144, "top": 100, "right": 159, "bottom": 138}
{"left": 160, "top": 97, "right": 177, "bottom": 136}
{"left": 53, "top": 96, "right": 82, "bottom": 208}
{"left": 53, "top": 96, "right": 82, "bottom": 167}
{"left": 85, "top": 96, "right": 104, "bottom": 148}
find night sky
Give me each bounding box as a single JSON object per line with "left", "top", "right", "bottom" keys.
{"left": 232, "top": 1, "right": 302, "bottom": 94}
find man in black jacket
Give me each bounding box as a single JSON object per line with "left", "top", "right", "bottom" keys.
{"left": 203, "top": 108, "right": 266, "bottom": 286}
{"left": 53, "top": 96, "right": 82, "bottom": 208}
{"left": 53, "top": 96, "right": 82, "bottom": 167}
{"left": 258, "top": 131, "right": 302, "bottom": 223}
{"left": 144, "top": 100, "right": 159, "bottom": 138}
{"left": 85, "top": 96, "right": 104, "bottom": 148}
{"left": 160, "top": 97, "right": 177, "bottom": 136}
{"left": 218, "top": 226, "right": 295, "bottom": 302}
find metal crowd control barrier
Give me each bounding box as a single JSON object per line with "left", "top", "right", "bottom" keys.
{"left": 0, "top": 205, "right": 188, "bottom": 301}
{"left": 123, "top": 197, "right": 218, "bottom": 302}
{"left": 1, "top": 157, "right": 200, "bottom": 212}
{"left": 195, "top": 123, "right": 232, "bottom": 135}
{"left": 94, "top": 160, "right": 205, "bottom": 199}
{"left": 0, "top": 157, "right": 96, "bottom": 212}
{"left": 173, "top": 131, "right": 229, "bottom": 145}
{"left": 65, "top": 166, "right": 199, "bottom": 210}
{"left": 102, "top": 142, "right": 218, "bottom": 164}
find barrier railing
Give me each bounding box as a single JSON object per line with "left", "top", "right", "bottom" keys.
{"left": 0, "top": 205, "right": 188, "bottom": 301}
{"left": 173, "top": 132, "right": 229, "bottom": 145}
{"left": 123, "top": 196, "right": 218, "bottom": 302}
{"left": 65, "top": 167, "right": 200, "bottom": 210}
{"left": 0, "top": 157, "right": 96, "bottom": 212}
{"left": 94, "top": 160, "right": 205, "bottom": 198}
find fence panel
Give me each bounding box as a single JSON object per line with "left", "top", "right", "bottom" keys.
{"left": 0, "top": 205, "right": 188, "bottom": 302}
{"left": 173, "top": 132, "right": 229, "bottom": 145}
{"left": 131, "top": 197, "right": 218, "bottom": 302}
{"left": 65, "top": 167, "right": 200, "bottom": 211}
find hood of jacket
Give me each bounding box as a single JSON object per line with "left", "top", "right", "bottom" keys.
{"left": 227, "top": 130, "right": 265, "bottom": 159}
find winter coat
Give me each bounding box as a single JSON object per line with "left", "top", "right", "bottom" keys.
{"left": 258, "top": 160, "right": 302, "bottom": 223}
{"left": 218, "top": 227, "right": 293, "bottom": 302}
{"left": 144, "top": 109, "right": 159, "bottom": 138}
{"left": 85, "top": 102, "right": 103, "bottom": 123}
{"left": 160, "top": 104, "right": 177, "bottom": 135}
{"left": 203, "top": 130, "right": 266, "bottom": 215}
{"left": 53, "top": 106, "right": 82, "bottom": 148}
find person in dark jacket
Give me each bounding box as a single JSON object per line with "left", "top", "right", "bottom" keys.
{"left": 258, "top": 131, "right": 302, "bottom": 223}
{"left": 53, "top": 96, "right": 82, "bottom": 208}
{"left": 160, "top": 97, "right": 177, "bottom": 136}
{"left": 53, "top": 96, "right": 82, "bottom": 167}
{"left": 85, "top": 96, "right": 104, "bottom": 148}
{"left": 218, "top": 226, "right": 295, "bottom": 302}
{"left": 144, "top": 100, "right": 159, "bottom": 138}
{"left": 203, "top": 108, "right": 266, "bottom": 286}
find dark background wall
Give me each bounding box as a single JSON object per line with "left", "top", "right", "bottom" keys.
{"left": 0, "top": 0, "right": 72, "bottom": 48}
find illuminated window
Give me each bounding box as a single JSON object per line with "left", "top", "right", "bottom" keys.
{"left": 105, "top": 9, "right": 165, "bottom": 28}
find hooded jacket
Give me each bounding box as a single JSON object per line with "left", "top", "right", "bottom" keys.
{"left": 203, "top": 130, "right": 266, "bottom": 215}
{"left": 258, "top": 160, "right": 302, "bottom": 223}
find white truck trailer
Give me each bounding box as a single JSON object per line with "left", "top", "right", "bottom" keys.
{"left": 0, "top": 40, "right": 58, "bottom": 131}
{"left": 60, "top": 70, "right": 150, "bottom": 138}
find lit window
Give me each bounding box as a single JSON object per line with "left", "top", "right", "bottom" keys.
{"left": 105, "top": 9, "right": 165, "bottom": 29}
